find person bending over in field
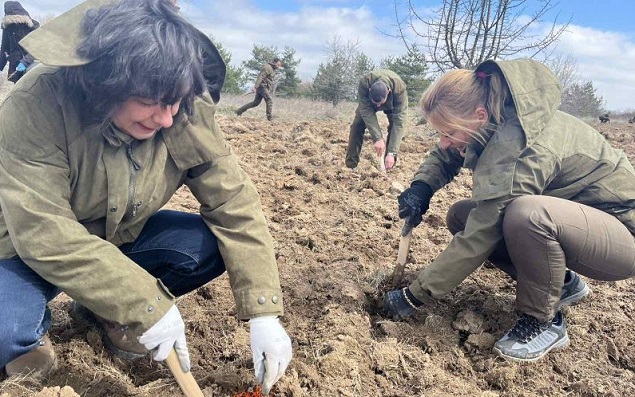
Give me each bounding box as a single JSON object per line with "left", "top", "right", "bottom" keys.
{"left": 384, "top": 58, "right": 635, "bottom": 362}
{"left": 345, "top": 69, "right": 408, "bottom": 171}
{"left": 0, "top": 0, "right": 292, "bottom": 393}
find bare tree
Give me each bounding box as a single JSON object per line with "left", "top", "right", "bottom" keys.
{"left": 393, "top": 0, "right": 570, "bottom": 72}
{"left": 545, "top": 53, "right": 578, "bottom": 91}
{"left": 544, "top": 54, "right": 605, "bottom": 118}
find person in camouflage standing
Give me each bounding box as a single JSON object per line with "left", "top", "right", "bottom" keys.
{"left": 236, "top": 57, "right": 282, "bottom": 121}
{"left": 345, "top": 69, "right": 408, "bottom": 170}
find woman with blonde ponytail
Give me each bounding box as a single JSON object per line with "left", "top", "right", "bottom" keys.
{"left": 384, "top": 58, "right": 635, "bottom": 362}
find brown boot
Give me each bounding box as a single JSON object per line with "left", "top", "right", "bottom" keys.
{"left": 5, "top": 335, "right": 56, "bottom": 379}
{"left": 71, "top": 302, "right": 149, "bottom": 360}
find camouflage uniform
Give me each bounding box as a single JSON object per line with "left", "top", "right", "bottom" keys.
{"left": 345, "top": 69, "right": 408, "bottom": 168}
{"left": 236, "top": 62, "right": 279, "bottom": 121}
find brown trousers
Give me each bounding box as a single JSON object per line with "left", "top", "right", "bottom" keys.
{"left": 345, "top": 108, "right": 394, "bottom": 169}
{"left": 236, "top": 87, "right": 273, "bottom": 120}
{"left": 447, "top": 196, "right": 635, "bottom": 322}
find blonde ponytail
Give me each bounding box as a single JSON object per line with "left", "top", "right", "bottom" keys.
{"left": 420, "top": 66, "right": 509, "bottom": 135}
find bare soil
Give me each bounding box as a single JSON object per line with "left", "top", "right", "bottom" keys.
{"left": 0, "top": 88, "right": 634, "bottom": 396}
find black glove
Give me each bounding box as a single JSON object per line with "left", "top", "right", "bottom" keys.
{"left": 383, "top": 288, "right": 423, "bottom": 321}
{"left": 397, "top": 182, "right": 433, "bottom": 228}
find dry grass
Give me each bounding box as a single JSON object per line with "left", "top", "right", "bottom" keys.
{"left": 215, "top": 93, "right": 358, "bottom": 121}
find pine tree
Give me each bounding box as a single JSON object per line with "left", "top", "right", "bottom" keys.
{"left": 380, "top": 45, "right": 431, "bottom": 102}
{"left": 242, "top": 44, "right": 301, "bottom": 96}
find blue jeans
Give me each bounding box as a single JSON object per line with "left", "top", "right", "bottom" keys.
{"left": 0, "top": 210, "right": 226, "bottom": 367}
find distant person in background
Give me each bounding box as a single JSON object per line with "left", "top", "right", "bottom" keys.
{"left": 345, "top": 69, "right": 408, "bottom": 171}
{"left": 599, "top": 112, "right": 610, "bottom": 124}
{"left": 0, "top": 0, "right": 292, "bottom": 393}
{"left": 236, "top": 57, "right": 282, "bottom": 121}
{"left": 384, "top": 58, "right": 635, "bottom": 362}
{"left": 0, "top": 1, "right": 39, "bottom": 80}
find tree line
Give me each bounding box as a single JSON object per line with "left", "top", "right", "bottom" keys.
{"left": 213, "top": 35, "right": 433, "bottom": 108}
{"left": 211, "top": 0, "right": 606, "bottom": 117}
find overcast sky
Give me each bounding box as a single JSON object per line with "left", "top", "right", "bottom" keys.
{"left": 21, "top": 0, "right": 635, "bottom": 111}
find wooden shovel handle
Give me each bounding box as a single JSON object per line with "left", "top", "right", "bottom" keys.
{"left": 391, "top": 223, "right": 413, "bottom": 287}
{"left": 166, "top": 349, "right": 204, "bottom": 397}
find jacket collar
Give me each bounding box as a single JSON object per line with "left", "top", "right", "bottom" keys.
{"left": 19, "top": 0, "right": 111, "bottom": 67}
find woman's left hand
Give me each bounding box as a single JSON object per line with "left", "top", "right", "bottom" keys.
{"left": 249, "top": 316, "right": 293, "bottom": 394}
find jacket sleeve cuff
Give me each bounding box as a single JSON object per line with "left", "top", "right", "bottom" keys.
{"left": 369, "top": 131, "right": 383, "bottom": 142}
{"left": 407, "top": 280, "right": 436, "bottom": 306}
{"left": 236, "top": 288, "right": 284, "bottom": 320}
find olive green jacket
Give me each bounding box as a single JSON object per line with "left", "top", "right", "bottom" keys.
{"left": 357, "top": 69, "right": 408, "bottom": 154}
{"left": 254, "top": 63, "right": 277, "bottom": 91}
{"left": 0, "top": 0, "right": 283, "bottom": 335}
{"left": 409, "top": 58, "right": 635, "bottom": 302}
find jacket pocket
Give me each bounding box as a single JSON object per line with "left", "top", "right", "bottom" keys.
{"left": 472, "top": 162, "right": 516, "bottom": 201}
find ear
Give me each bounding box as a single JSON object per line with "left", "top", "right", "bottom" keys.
{"left": 475, "top": 106, "right": 488, "bottom": 126}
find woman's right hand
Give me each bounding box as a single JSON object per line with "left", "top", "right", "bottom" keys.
{"left": 138, "top": 305, "right": 190, "bottom": 372}
{"left": 397, "top": 182, "right": 434, "bottom": 228}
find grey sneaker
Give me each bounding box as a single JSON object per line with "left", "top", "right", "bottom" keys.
{"left": 558, "top": 270, "right": 590, "bottom": 310}
{"left": 494, "top": 311, "right": 569, "bottom": 362}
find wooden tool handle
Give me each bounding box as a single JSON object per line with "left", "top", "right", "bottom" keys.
{"left": 166, "top": 349, "right": 204, "bottom": 397}
{"left": 378, "top": 151, "right": 386, "bottom": 172}
{"left": 391, "top": 226, "right": 413, "bottom": 287}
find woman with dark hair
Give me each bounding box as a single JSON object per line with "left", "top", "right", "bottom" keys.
{"left": 0, "top": 1, "right": 39, "bottom": 78}
{"left": 0, "top": 0, "right": 292, "bottom": 393}
{"left": 383, "top": 58, "right": 635, "bottom": 362}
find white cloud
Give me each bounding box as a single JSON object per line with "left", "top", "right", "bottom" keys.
{"left": 19, "top": 0, "right": 635, "bottom": 110}
{"left": 183, "top": 1, "right": 403, "bottom": 82}
{"left": 555, "top": 25, "right": 635, "bottom": 111}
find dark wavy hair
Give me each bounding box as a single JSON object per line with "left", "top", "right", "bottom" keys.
{"left": 61, "top": 0, "right": 206, "bottom": 126}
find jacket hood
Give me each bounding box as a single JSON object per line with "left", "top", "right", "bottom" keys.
{"left": 4, "top": 1, "right": 29, "bottom": 16}
{"left": 19, "top": 0, "right": 226, "bottom": 103}
{"left": 475, "top": 58, "right": 562, "bottom": 145}
{"left": 1, "top": 13, "right": 32, "bottom": 28}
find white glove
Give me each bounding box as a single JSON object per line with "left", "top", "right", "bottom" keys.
{"left": 138, "top": 305, "right": 190, "bottom": 372}
{"left": 249, "top": 316, "right": 292, "bottom": 394}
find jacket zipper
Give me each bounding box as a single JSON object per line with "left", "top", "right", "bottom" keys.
{"left": 125, "top": 142, "right": 142, "bottom": 218}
